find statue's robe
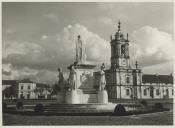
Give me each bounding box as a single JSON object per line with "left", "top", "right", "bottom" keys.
{"left": 76, "top": 38, "right": 86, "bottom": 64}
{"left": 99, "top": 70, "right": 106, "bottom": 91}
{"left": 68, "top": 68, "right": 76, "bottom": 90}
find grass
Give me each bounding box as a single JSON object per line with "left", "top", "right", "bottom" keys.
{"left": 3, "top": 110, "right": 173, "bottom": 125}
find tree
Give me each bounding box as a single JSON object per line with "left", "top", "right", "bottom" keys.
{"left": 51, "top": 83, "right": 60, "bottom": 95}
{"left": 3, "top": 85, "right": 18, "bottom": 99}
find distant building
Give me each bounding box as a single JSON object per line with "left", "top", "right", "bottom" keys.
{"left": 2, "top": 79, "right": 52, "bottom": 100}
{"left": 18, "top": 79, "right": 36, "bottom": 99}
{"left": 142, "top": 74, "right": 173, "bottom": 99}
{"left": 94, "top": 21, "right": 174, "bottom": 100}
{"left": 35, "top": 83, "right": 52, "bottom": 99}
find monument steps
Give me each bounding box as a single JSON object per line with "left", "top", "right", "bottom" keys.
{"left": 44, "top": 103, "right": 107, "bottom": 113}
{"left": 44, "top": 106, "right": 89, "bottom": 109}
{"left": 44, "top": 109, "right": 98, "bottom": 112}
{"left": 47, "top": 103, "right": 105, "bottom": 107}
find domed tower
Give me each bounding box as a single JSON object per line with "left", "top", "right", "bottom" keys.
{"left": 110, "top": 21, "right": 130, "bottom": 70}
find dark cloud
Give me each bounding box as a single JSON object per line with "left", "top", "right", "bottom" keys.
{"left": 2, "top": 69, "right": 11, "bottom": 76}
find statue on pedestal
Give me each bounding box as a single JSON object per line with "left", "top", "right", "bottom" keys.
{"left": 57, "top": 67, "right": 66, "bottom": 92}
{"left": 98, "top": 63, "right": 108, "bottom": 104}
{"left": 68, "top": 65, "right": 76, "bottom": 90}
{"left": 99, "top": 63, "right": 106, "bottom": 91}
{"left": 76, "top": 35, "right": 86, "bottom": 64}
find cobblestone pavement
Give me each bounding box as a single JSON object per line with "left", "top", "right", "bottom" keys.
{"left": 3, "top": 110, "right": 173, "bottom": 125}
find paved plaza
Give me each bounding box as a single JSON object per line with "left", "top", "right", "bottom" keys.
{"left": 3, "top": 110, "right": 173, "bottom": 125}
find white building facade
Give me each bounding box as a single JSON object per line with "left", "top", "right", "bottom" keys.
{"left": 94, "top": 22, "right": 173, "bottom": 100}
{"left": 17, "top": 79, "right": 51, "bottom": 99}
{"left": 18, "top": 80, "right": 36, "bottom": 99}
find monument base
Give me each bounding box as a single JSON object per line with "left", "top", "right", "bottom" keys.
{"left": 65, "top": 90, "right": 80, "bottom": 104}
{"left": 98, "top": 90, "right": 108, "bottom": 104}
{"left": 57, "top": 92, "right": 65, "bottom": 103}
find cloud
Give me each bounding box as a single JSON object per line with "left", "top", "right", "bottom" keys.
{"left": 42, "top": 13, "right": 59, "bottom": 22}
{"left": 3, "top": 24, "right": 173, "bottom": 83}
{"left": 142, "top": 61, "right": 173, "bottom": 75}
{"left": 2, "top": 69, "right": 12, "bottom": 76}
{"left": 3, "top": 41, "right": 42, "bottom": 57}
{"left": 97, "top": 16, "right": 114, "bottom": 26}
{"left": 4, "top": 29, "right": 15, "bottom": 34}
{"left": 61, "top": 24, "right": 110, "bottom": 63}
{"left": 2, "top": 24, "right": 110, "bottom": 83}
{"left": 130, "top": 26, "right": 174, "bottom": 67}
{"left": 40, "top": 35, "right": 48, "bottom": 40}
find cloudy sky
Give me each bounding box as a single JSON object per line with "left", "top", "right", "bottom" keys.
{"left": 2, "top": 2, "right": 174, "bottom": 84}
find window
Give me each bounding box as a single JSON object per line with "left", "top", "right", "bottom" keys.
{"left": 20, "top": 94, "right": 23, "bottom": 99}
{"left": 121, "top": 45, "right": 125, "bottom": 54}
{"left": 166, "top": 89, "right": 169, "bottom": 95}
{"left": 144, "top": 89, "right": 147, "bottom": 96}
{"left": 172, "top": 89, "right": 174, "bottom": 95}
{"left": 126, "top": 89, "right": 130, "bottom": 95}
{"left": 28, "top": 86, "right": 30, "bottom": 90}
{"left": 156, "top": 89, "right": 159, "bottom": 95}
{"left": 126, "top": 77, "right": 130, "bottom": 83}
{"left": 21, "top": 86, "right": 23, "bottom": 90}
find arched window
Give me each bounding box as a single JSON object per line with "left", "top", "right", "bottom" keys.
{"left": 156, "top": 89, "right": 159, "bottom": 95}
{"left": 121, "top": 45, "right": 125, "bottom": 54}
{"left": 126, "top": 89, "right": 130, "bottom": 95}
{"left": 166, "top": 89, "right": 169, "bottom": 95}
{"left": 172, "top": 89, "right": 174, "bottom": 95}
{"left": 126, "top": 77, "right": 130, "bottom": 83}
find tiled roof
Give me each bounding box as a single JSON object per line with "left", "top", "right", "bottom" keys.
{"left": 2, "top": 80, "right": 18, "bottom": 85}
{"left": 19, "top": 79, "right": 34, "bottom": 83}
{"left": 142, "top": 74, "right": 173, "bottom": 84}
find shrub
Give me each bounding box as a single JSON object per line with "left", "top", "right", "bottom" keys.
{"left": 16, "top": 101, "right": 23, "bottom": 109}
{"left": 154, "top": 103, "right": 164, "bottom": 110}
{"left": 140, "top": 100, "right": 148, "bottom": 107}
{"left": 114, "top": 104, "right": 126, "bottom": 116}
{"left": 34, "top": 104, "right": 44, "bottom": 113}
{"left": 3, "top": 102, "right": 7, "bottom": 111}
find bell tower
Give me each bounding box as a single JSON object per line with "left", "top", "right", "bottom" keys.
{"left": 110, "top": 21, "right": 130, "bottom": 69}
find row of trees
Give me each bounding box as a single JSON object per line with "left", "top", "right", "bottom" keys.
{"left": 3, "top": 85, "right": 18, "bottom": 100}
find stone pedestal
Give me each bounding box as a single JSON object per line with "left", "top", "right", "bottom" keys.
{"left": 98, "top": 90, "right": 108, "bottom": 104}
{"left": 65, "top": 90, "right": 80, "bottom": 104}
{"left": 68, "top": 63, "right": 96, "bottom": 93}
{"left": 57, "top": 92, "right": 65, "bottom": 103}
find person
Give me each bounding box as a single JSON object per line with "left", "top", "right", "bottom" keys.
{"left": 76, "top": 35, "right": 86, "bottom": 64}
{"left": 99, "top": 63, "right": 106, "bottom": 91}
{"left": 68, "top": 65, "right": 76, "bottom": 90}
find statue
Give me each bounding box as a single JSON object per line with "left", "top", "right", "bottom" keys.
{"left": 76, "top": 35, "right": 86, "bottom": 64}
{"left": 99, "top": 63, "right": 106, "bottom": 91}
{"left": 57, "top": 67, "right": 66, "bottom": 91}
{"left": 98, "top": 63, "right": 108, "bottom": 103}
{"left": 68, "top": 65, "right": 76, "bottom": 90}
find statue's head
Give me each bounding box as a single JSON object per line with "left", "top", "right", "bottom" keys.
{"left": 101, "top": 63, "right": 105, "bottom": 70}
{"left": 71, "top": 65, "right": 74, "bottom": 70}
{"left": 58, "top": 67, "right": 62, "bottom": 72}
{"left": 78, "top": 35, "right": 81, "bottom": 39}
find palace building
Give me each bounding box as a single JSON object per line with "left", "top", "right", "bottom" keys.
{"left": 94, "top": 21, "right": 173, "bottom": 100}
